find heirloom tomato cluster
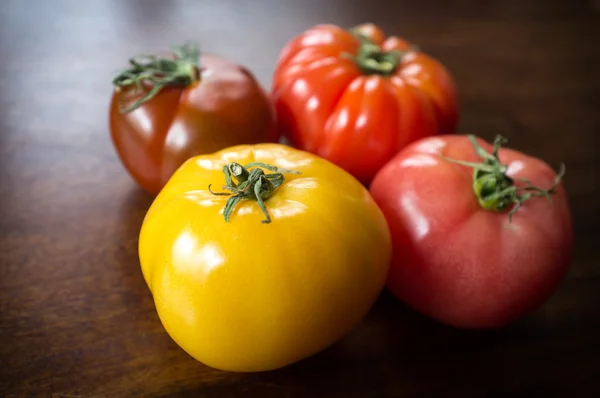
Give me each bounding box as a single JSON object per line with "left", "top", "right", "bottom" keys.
{"left": 109, "top": 23, "right": 573, "bottom": 372}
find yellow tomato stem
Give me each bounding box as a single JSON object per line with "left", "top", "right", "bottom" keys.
{"left": 228, "top": 163, "right": 250, "bottom": 184}
{"left": 208, "top": 162, "right": 301, "bottom": 224}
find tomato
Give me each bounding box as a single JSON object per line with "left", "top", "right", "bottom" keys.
{"left": 370, "top": 135, "right": 573, "bottom": 329}
{"left": 138, "top": 143, "right": 391, "bottom": 371}
{"left": 109, "top": 43, "right": 278, "bottom": 195}
{"left": 271, "top": 23, "right": 458, "bottom": 184}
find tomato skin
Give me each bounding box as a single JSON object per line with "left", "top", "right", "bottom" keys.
{"left": 272, "top": 23, "right": 458, "bottom": 184}
{"left": 139, "top": 143, "right": 391, "bottom": 371}
{"left": 110, "top": 54, "right": 278, "bottom": 195}
{"left": 369, "top": 135, "right": 573, "bottom": 329}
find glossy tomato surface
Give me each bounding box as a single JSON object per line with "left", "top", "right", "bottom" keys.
{"left": 272, "top": 23, "right": 458, "bottom": 183}
{"left": 139, "top": 143, "right": 391, "bottom": 371}
{"left": 370, "top": 135, "right": 573, "bottom": 329}
{"left": 110, "top": 54, "right": 277, "bottom": 195}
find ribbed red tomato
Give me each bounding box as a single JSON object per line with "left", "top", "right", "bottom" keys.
{"left": 370, "top": 134, "right": 573, "bottom": 329}
{"left": 272, "top": 23, "right": 458, "bottom": 184}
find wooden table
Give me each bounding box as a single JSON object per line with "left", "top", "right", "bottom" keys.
{"left": 1, "top": 0, "right": 599, "bottom": 396}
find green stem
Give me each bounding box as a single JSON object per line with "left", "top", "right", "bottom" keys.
{"left": 227, "top": 163, "right": 250, "bottom": 184}
{"left": 208, "top": 162, "right": 301, "bottom": 224}
{"left": 112, "top": 42, "right": 201, "bottom": 113}
{"left": 441, "top": 135, "right": 565, "bottom": 222}
{"left": 344, "top": 28, "right": 416, "bottom": 77}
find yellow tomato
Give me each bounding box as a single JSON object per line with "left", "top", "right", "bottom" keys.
{"left": 139, "top": 143, "right": 391, "bottom": 372}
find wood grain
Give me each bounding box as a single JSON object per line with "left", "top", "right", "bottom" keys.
{"left": 1, "top": 0, "right": 599, "bottom": 396}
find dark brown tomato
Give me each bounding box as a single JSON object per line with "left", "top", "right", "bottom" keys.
{"left": 110, "top": 51, "right": 278, "bottom": 195}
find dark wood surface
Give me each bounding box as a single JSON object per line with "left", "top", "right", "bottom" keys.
{"left": 1, "top": 0, "right": 599, "bottom": 396}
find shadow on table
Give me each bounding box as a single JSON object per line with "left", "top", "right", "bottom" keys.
{"left": 109, "top": 186, "right": 592, "bottom": 398}
{"left": 114, "top": 184, "right": 155, "bottom": 296}
{"left": 238, "top": 290, "right": 576, "bottom": 397}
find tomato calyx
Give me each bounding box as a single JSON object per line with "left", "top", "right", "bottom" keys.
{"left": 442, "top": 135, "right": 566, "bottom": 221}
{"left": 112, "top": 42, "right": 201, "bottom": 113}
{"left": 345, "top": 29, "right": 416, "bottom": 77}
{"left": 208, "top": 162, "right": 301, "bottom": 224}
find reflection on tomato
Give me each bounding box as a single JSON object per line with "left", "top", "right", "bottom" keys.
{"left": 109, "top": 43, "right": 278, "bottom": 194}
{"left": 139, "top": 143, "right": 391, "bottom": 371}
{"left": 370, "top": 135, "right": 573, "bottom": 329}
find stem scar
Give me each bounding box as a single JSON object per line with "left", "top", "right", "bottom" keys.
{"left": 208, "top": 162, "right": 301, "bottom": 224}
{"left": 112, "top": 42, "right": 201, "bottom": 113}
{"left": 441, "top": 135, "right": 565, "bottom": 222}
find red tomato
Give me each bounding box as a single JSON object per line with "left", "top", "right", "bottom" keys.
{"left": 110, "top": 43, "right": 278, "bottom": 195}
{"left": 272, "top": 23, "right": 458, "bottom": 184}
{"left": 370, "top": 135, "right": 573, "bottom": 329}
